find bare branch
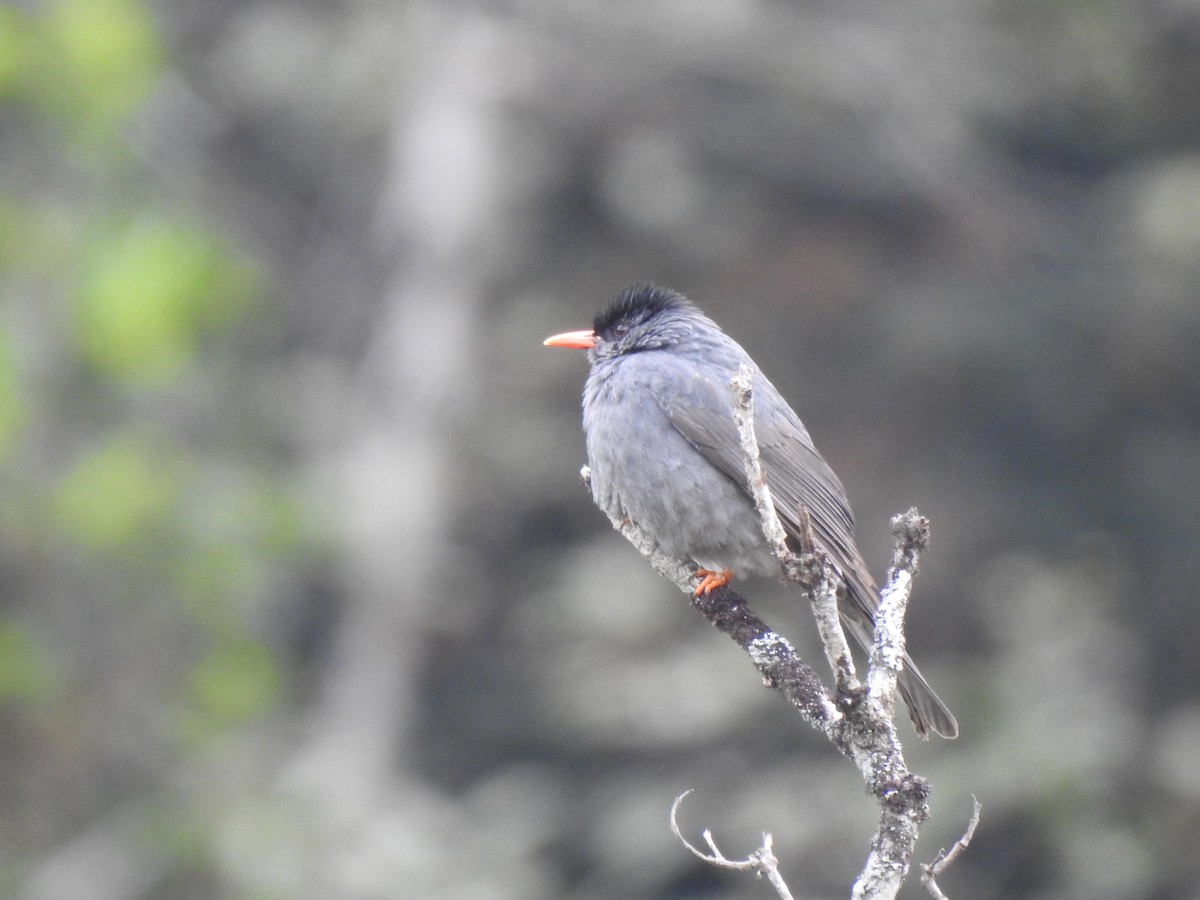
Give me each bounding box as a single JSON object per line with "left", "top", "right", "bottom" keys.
{"left": 583, "top": 379, "right": 974, "bottom": 899}
{"left": 869, "top": 510, "right": 929, "bottom": 687}
{"left": 847, "top": 522, "right": 930, "bottom": 900}
{"left": 670, "top": 791, "right": 795, "bottom": 900}
{"left": 582, "top": 465, "right": 844, "bottom": 735}
{"left": 729, "top": 367, "right": 792, "bottom": 567}
{"left": 921, "top": 797, "right": 983, "bottom": 899}
{"left": 803, "top": 544, "right": 862, "bottom": 701}
{"left": 729, "top": 367, "right": 860, "bottom": 697}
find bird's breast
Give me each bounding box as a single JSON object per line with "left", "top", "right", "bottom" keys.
{"left": 581, "top": 365, "right": 775, "bottom": 577}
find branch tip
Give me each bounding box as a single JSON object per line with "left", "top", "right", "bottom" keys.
{"left": 669, "top": 789, "right": 795, "bottom": 900}
{"left": 583, "top": 371, "right": 964, "bottom": 899}
{"left": 920, "top": 796, "right": 983, "bottom": 899}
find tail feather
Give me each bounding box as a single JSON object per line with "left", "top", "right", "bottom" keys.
{"left": 839, "top": 599, "right": 958, "bottom": 740}
{"left": 898, "top": 656, "right": 958, "bottom": 740}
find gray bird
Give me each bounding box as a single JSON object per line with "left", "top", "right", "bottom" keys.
{"left": 544, "top": 284, "right": 958, "bottom": 739}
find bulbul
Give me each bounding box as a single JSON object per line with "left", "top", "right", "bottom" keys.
{"left": 544, "top": 284, "right": 958, "bottom": 739}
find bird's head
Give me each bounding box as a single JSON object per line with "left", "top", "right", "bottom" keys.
{"left": 544, "top": 284, "right": 701, "bottom": 363}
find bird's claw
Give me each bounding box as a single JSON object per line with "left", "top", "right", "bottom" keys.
{"left": 692, "top": 567, "right": 733, "bottom": 596}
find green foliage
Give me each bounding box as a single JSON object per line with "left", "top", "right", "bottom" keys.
{"left": 25, "top": 0, "right": 163, "bottom": 149}
{"left": 51, "top": 430, "right": 182, "bottom": 552}
{"left": 0, "top": 0, "right": 317, "bottom": 889}
{"left": 0, "top": 327, "right": 25, "bottom": 460}
{"left": 0, "top": 620, "right": 57, "bottom": 706}
{"left": 0, "top": 7, "right": 32, "bottom": 98}
{"left": 182, "top": 638, "right": 283, "bottom": 736}
{"left": 0, "top": 0, "right": 294, "bottom": 760}
{"left": 73, "top": 217, "right": 257, "bottom": 387}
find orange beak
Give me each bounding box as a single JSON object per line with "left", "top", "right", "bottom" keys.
{"left": 543, "top": 329, "right": 597, "bottom": 350}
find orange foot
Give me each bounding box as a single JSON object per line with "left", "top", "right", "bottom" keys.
{"left": 693, "top": 567, "right": 733, "bottom": 596}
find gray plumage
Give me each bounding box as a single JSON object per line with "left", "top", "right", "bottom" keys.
{"left": 552, "top": 284, "right": 957, "bottom": 739}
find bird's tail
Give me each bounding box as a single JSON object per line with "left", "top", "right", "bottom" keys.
{"left": 897, "top": 656, "right": 958, "bottom": 740}
{"left": 839, "top": 607, "right": 958, "bottom": 740}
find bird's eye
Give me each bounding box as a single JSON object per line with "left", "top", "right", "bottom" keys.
{"left": 613, "top": 322, "right": 629, "bottom": 337}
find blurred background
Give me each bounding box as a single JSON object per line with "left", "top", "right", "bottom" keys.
{"left": 3, "top": 0, "right": 1200, "bottom": 897}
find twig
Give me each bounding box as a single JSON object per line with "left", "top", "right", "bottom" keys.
{"left": 730, "top": 380, "right": 931, "bottom": 897}
{"left": 670, "top": 791, "right": 795, "bottom": 900}
{"left": 797, "top": 513, "right": 862, "bottom": 700}
{"left": 582, "top": 377, "right": 962, "bottom": 899}
{"left": 858, "top": 512, "right": 927, "bottom": 742}
{"left": 581, "top": 465, "right": 843, "bottom": 734}
{"left": 872, "top": 510, "right": 929, "bottom": 673}
{"left": 848, "top": 535, "right": 928, "bottom": 900}
{"left": 921, "top": 797, "right": 982, "bottom": 899}
{"left": 728, "top": 367, "right": 793, "bottom": 569}
{"left": 729, "top": 366, "right": 860, "bottom": 698}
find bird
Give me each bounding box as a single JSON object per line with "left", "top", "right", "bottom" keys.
{"left": 543, "top": 284, "right": 958, "bottom": 739}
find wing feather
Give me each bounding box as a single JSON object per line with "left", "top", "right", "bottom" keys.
{"left": 648, "top": 356, "right": 958, "bottom": 739}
